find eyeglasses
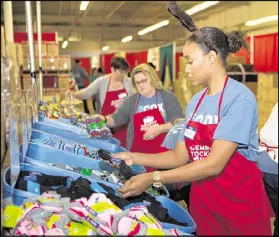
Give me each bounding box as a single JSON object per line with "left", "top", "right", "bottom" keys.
{"left": 134, "top": 78, "right": 148, "bottom": 86}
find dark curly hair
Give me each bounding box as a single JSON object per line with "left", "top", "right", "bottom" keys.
{"left": 168, "top": 1, "right": 249, "bottom": 65}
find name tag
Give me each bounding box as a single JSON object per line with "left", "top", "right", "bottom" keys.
{"left": 184, "top": 125, "right": 197, "bottom": 140}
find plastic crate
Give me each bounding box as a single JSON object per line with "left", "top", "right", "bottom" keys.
{"left": 38, "top": 116, "right": 120, "bottom": 145}
{"left": 3, "top": 163, "right": 196, "bottom": 234}
{"left": 34, "top": 121, "right": 120, "bottom": 146}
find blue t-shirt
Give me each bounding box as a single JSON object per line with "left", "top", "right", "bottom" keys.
{"left": 162, "top": 121, "right": 185, "bottom": 149}
{"left": 136, "top": 91, "right": 167, "bottom": 121}
{"left": 179, "top": 78, "right": 259, "bottom": 161}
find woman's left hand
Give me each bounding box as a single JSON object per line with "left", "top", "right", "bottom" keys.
{"left": 143, "top": 125, "right": 162, "bottom": 140}
{"left": 118, "top": 173, "right": 153, "bottom": 198}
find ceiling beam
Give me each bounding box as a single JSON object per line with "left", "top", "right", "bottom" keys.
{"left": 104, "top": 1, "right": 125, "bottom": 21}
{"left": 58, "top": 1, "right": 63, "bottom": 16}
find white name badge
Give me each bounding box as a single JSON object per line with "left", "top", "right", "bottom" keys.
{"left": 184, "top": 125, "right": 197, "bottom": 140}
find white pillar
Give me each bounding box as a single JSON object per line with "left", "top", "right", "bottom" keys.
{"left": 3, "top": 1, "right": 14, "bottom": 43}
{"left": 36, "top": 1, "right": 43, "bottom": 101}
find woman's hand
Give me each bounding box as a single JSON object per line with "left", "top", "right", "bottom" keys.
{"left": 143, "top": 125, "right": 162, "bottom": 140}
{"left": 118, "top": 173, "right": 153, "bottom": 198}
{"left": 113, "top": 152, "right": 135, "bottom": 166}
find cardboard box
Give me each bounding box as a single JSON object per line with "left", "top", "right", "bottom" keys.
{"left": 23, "top": 57, "right": 30, "bottom": 70}
{"left": 179, "top": 57, "right": 186, "bottom": 74}
{"left": 15, "top": 43, "right": 24, "bottom": 66}
{"left": 58, "top": 55, "right": 71, "bottom": 70}
{"left": 6, "top": 42, "right": 17, "bottom": 62}
{"left": 58, "top": 74, "right": 71, "bottom": 89}
{"left": 227, "top": 55, "right": 246, "bottom": 65}
{"left": 1, "top": 25, "right": 5, "bottom": 57}
{"left": 35, "top": 42, "right": 47, "bottom": 57}
{"left": 46, "top": 56, "right": 59, "bottom": 70}
{"left": 21, "top": 42, "right": 29, "bottom": 58}
{"left": 47, "top": 42, "right": 59, "bottom": 57}
{"left": 35, "top": 56, "right": 48, "bottom": 70}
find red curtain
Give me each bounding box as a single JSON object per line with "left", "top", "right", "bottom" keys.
{"left": 175, "top": 52, "right": 183, "bottom": 79}
{"left": 126, "top": 53, "right": 136, "bottom": 70}
{"left": 100, "top": 53, "right": 115, "bottom": 74}
{"left": 73, "top": 57, "right": 91, "bottom": 87}
{"left": 253, "top": 33, "right": 278, "bottom": 72}
{"left": 14, "top": 32, "right": 56, "bottom": 43}
{"left": 135, "top": 51, "right": 148, "bottom": 65}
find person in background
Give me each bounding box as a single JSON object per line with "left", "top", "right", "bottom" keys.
{"left": 71, "top": 59, "right": 90, "bottom": 114}
{"left": 113, "top": 2, "right": 272, "bottom": 235}
{"left": 90, "top": 67, "right": 104, "bottom": 111}
{"left": 68, "top": 57, "right": 132, "bottom": 147}
{"left": 100, "top": 63, "right": 183, "bottom": 172}
{"left": 159, "top": 118, "right": 192, "bottom": 208}
{"left": 256, "top": 103, "right": 278, "bottom": 236}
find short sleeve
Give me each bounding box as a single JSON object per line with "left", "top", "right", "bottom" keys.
{"left": 213, "top": 99, "right": 257, "bottom": 145}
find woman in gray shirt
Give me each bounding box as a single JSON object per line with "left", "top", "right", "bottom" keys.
{"left": 69, "top": 57, "right": 133, "bottom": 147}
{"left": 100, "top": 63, "right": 183, "bottom": 171}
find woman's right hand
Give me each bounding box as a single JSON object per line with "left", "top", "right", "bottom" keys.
{"left": 113, "top": 152, "right": 135, "bottom": 166}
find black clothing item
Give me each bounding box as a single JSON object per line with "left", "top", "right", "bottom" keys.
{"left": 78, "top": 86, "right": 90, "bottom": 114}
{"left": 97, "top": 182, "right": 188, "bottom": 226}
{"left": 263, "top": 173, "right": 278, "bottom": 237}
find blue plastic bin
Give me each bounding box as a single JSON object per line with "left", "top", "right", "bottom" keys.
{"left": 39, "top": 116, "right": 120, "bottom": 145}
{"left": 22, "top": 142, "right": 146, "bottom": 175}
{"left": 34, "top": 121, "right": 120, "bottom": 146}
{"left": 3, "top": 163, "right": 196, "bottom": 234}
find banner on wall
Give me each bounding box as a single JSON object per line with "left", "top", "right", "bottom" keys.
{"left": 159, "top": 42, "right": 175, "bottom": 90}
{"left": 147, "top": 47, "right": 160, "bottom": 71}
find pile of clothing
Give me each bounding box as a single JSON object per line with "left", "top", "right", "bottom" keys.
{"left": 3, "top": 188, "right": 188, "bottom": 235}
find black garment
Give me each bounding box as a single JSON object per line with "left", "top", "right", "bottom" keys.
{"left": 78, "top": 86, "right": 90, "bottom": 114}
{"left": 97, "top": 182, "right": 188, "bottom": 226}
{"left": 263, "top": 172, "right": 278, "bottom": 237}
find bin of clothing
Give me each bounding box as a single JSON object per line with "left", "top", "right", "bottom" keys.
{"left": 34, "top": 121, "right": 120, "bottom": 146}
{"left": 3, "top": 163, "right": 196, "bottom": 233}
{"left": 20, "top": 143, "right": 169, "bottom": 197}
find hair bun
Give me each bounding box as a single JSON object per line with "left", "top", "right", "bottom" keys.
{"left": 227, "top": 31, "right": 247, "bottom": 53}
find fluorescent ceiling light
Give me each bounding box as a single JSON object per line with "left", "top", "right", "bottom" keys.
{"left": 121, "top": 35, "right": 133, "bottom": 43}
{"left": 102, "top": 46, "right": 109, "bottom": 51}
{"left": 138, "top": 20, "right": 169, "bottom": 36}
{"left": 80, "top": 1, "right": 89, "bottom": 11}
{"left": 186, "top": 1, "right": 219, "bottom": 15}
{"left": 245, "top": 15, "right": 278, "bottom": 26}
{"left": 58, "top": 37, "right": 79, "bottom": 42}
{"left": 62, "top": 40, "right": 68, "bottom": 49}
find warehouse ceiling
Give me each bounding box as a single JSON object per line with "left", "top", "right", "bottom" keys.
{"left": 1, "top": 1, "right": 277, "bottom": 53}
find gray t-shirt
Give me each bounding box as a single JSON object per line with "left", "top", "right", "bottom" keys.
{"left": 78, "top": 75, "right": 133, "bottom": 113}
{"left": 112, "top": 89, "right": 183, "bottom": 150}
{"left": 179, "top": 78, "right": 259, "bottom": 162}
{"left": 136, "top": 91, "right": 167, "bottom": 121}
{"left": 161, "top": 121, "right": 185, "bottom": 149}
{"left": 71, "top": 65, "right": 89, "bottom": 88}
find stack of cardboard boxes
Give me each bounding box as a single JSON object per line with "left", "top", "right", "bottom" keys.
{"left": 173, "top": 56, "right": 204, "bottom": 113}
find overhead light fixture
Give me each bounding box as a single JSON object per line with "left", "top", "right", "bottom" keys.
{"left": 121, "top": 35, "right": 133, "bottom": 43}
{"left": 245, "top": 15, "right": 278, "bottom": 26}
{"left": 102, "top": 46, "right": 109, "bottom": 51}
{"left": 62, "top": 40, "right": 68, "bottom": 49}
{"left": 186, "top": 1, "right": 219, "bottom": 15}
{"left": 80, "top": 1, "right": 89, "bottom": 11}
{"left": 138, "top": 20, "right": 169, "bottom": 36}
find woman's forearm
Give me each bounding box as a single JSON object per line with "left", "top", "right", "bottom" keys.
{"left": 105, "top": 115, "right": 115, "bottom": 127}
{"left": 160, "top": 159, "right": 218, "bottom": 184}
{"left": 159, "top": 122, "right": 173, "bottom": 133}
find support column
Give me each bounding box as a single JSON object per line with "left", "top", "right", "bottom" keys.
{"left": 3, "top": 1, "right": 14, "bottom": 43}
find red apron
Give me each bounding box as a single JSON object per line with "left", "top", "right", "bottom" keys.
{"left": 130, "top": 91, "right": 167, "bottom": 172}
{"left": 184, "top": 76, "right": 272, "bottom": 235}
{"left": 101, "top": 78, "right": 128, "bottom": 148}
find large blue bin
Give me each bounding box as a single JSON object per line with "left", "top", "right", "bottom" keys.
{"left": 34, "top": 121, "right": 120, "bottom": 146}
{"left": 22, "top": 142, "right": 146, "bottom": 175}
{"left": 37, "top": 116, "right": 120, "bottom": 145}
{"left": 3, "top": 163, "right": 196, "bottom": 234}
{"left": 21, "top": 143, "right": 169, "bottom": 197}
